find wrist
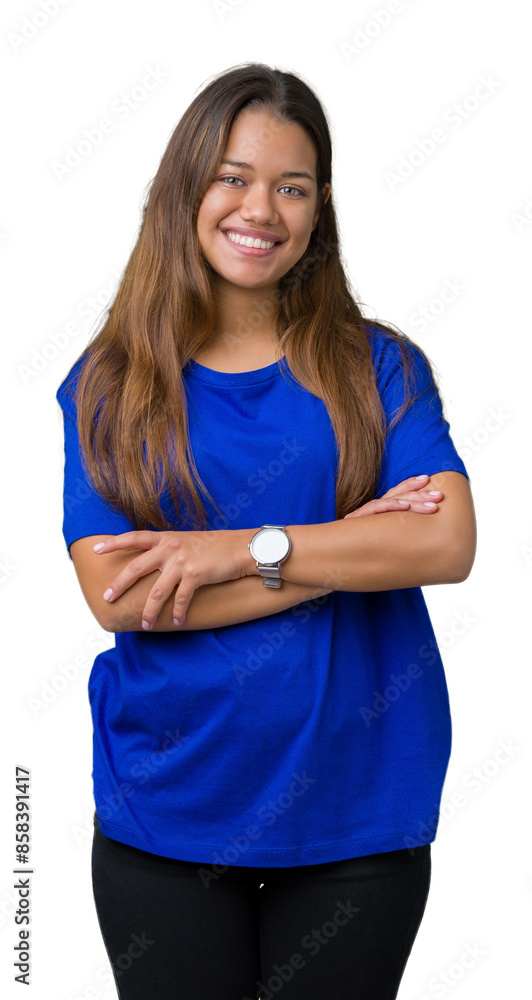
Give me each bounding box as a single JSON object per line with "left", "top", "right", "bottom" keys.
{"left": 240, "top": 527, "right": 262, "bottom": 577}
{"left": 245, "top": 524, "right": 293, "bottom": 587}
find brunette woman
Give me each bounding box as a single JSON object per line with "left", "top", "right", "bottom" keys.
{"left": 57, "top": 62, "right": 476, "bottom": 1000}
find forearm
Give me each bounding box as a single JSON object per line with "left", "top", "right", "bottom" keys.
{"left": 243, "top": 511, "right": 469, "bottom": 592}
{"left": 111, "top": 568, "right": 331, "bottom": 632}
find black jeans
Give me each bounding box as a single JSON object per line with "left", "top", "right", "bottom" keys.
{"left": 91, "top": 813, "right": 431, "bottom": 999}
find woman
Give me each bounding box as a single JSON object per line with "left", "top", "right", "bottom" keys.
{"left": 56, "top": 62, "right": 476, "bottom": 1000}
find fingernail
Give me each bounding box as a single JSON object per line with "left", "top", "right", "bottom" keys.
{"left": 398, "top": 499, "right": 409, "bottom": 505}
{"left": 428, "top": 491, "right": 441, "bottom": 496}
{"left": 173, "top": 618, "right": 181, "bottom": 627}
{"left": 424, "top": 502, "right": 437, "bottom": 507}
{"left": 416, "top": 475, "right": 428, "bottom": 480}
{"left": 142, "top": 620, "right": 151, "bottom": 630}
{"left": 93, "top": 542, "right": 105, "bottom": 551}
{"left": 103, "top": 588, "right": 113, "bottom": 601}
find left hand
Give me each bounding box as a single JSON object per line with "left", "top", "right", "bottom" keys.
{"left": 94, "top": 528, "right": 251, "bottom": 630}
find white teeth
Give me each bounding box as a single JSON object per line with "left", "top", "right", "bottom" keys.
{"left": 225, "top": 230, "right": 277, "bottom": 250}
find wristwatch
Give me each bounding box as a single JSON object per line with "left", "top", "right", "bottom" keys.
{"left": 248, "top": 525, "right": 291, "bottom": 588}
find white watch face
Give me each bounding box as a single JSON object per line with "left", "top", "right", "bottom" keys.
{"left": 253, "top": 528, "right": 290, "bottom": 564}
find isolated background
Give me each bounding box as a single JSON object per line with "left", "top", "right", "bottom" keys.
{"left": 1, "top": 0, "right": 530, "bottom": 996}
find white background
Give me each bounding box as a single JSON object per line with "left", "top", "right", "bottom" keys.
{"left": 1, "top": 0, "right": 530, "bottom": 997}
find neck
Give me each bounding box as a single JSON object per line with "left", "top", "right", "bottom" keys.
{"left": 208, "top": 278, "right": 281, "bottom": 356}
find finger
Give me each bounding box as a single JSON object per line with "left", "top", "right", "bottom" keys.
{"left": 403, "top": 499, "right": 440, "bottom": 511}
{"left": 344, "top": 497, "right": 412, "bottom": 518}
{"left": 380, "top": 475, "right": 433, "bottom": 499}
{"left": 344, "top": 494, "right": 443, "bottom": 518}
{"left": 93, "top": 531, "right": 158, "bottom": 554}
{"left": 140, "top": 572, "right": 180, "bottom": 631}
{"left": 391, "top": 489, "right": 443, "bottom": 503}
{"left": 385, "top": 495, "right": 441, "bottom": 512}
{"left": 102, "top": 551, "right": 161, "bottom": 603}
{"left": 171, "top": 578, "right": 198, "bottom": 628}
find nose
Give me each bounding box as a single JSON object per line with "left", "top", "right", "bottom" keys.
{"left": 240, "top": 183, "right": 279, "bottom": 225}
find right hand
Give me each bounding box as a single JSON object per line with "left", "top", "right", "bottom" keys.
{"left": 343, "top": 474, "right": 442, "bottom": 519}
{"left": 309, "top": 475, "right": 443, "bottom": 598}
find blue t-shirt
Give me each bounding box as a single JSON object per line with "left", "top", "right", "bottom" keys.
{"left": 56, "top": 325, "right": 470, "bottom": 866}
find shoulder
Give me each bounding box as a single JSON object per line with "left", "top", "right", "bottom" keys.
{"left": 55, "top": 353, "right": 89, "bottom": 418}
{"left": 365, "top": 321, "right": 424, "bottom": 371}
{"left": 365, "top": 321, "right": 434, "bottom": 395}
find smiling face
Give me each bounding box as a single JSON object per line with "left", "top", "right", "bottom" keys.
{"left": 196, "top": 108, "right": 330, "bottom": 294}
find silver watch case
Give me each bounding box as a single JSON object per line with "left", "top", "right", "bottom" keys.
{"left": 248, "top": 525, "right": 291, "bottom": 588}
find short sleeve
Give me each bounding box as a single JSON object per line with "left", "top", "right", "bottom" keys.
{"left": 56, "top": 368, "right": 136, "bottom": 561}
{"left": 373, "top": 334, "right": 469, "bottom": 498}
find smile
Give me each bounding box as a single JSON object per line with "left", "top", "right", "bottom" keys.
{"left": 221, "top": 230, "right": 282, "bottom": 256}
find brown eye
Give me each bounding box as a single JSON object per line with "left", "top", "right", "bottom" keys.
{"left": 279, "top": 185, "right": 304, "bottom": 197}
{"left": 218, "top": 175, "right": 243, "bottom": 185}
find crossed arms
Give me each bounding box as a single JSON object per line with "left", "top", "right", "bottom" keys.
{"left": 68, "top": 471, "right": 476, "bottom": 633}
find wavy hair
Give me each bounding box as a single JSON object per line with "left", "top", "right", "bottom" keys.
{"left": 62, "top": 61, "right": 438, "bottom": 531}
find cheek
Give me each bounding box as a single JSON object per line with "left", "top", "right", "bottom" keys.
{"left": 196, "top": 203, "right": 223, "bottom": 250}
{"left": 198, "top": 188, "right": 229, "bottom": 221}
{"left": 287, "top": 220, "right": 314, "bottom": 251}
{"left": 196, "top": 203, "right": 212, "bottom": 234}
{"left": 287, "top": 208, "right": 315, "bottom": 237}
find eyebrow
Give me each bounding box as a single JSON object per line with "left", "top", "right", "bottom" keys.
{"left": 219, "top": 159, "right": 316, "bottom": 183}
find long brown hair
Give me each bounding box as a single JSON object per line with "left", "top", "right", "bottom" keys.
{"left": 61, "top": 61, "right": 439, "bottom": 531}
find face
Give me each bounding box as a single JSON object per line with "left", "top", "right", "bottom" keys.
{"left": 196, "top": 109, "right": 331, "bottom": 293}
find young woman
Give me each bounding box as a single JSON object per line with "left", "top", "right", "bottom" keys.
{"left": 56, "top": 62, "right": 476, "bottom": 1000}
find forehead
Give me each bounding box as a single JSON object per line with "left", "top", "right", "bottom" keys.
{"left": 223, "top": 110, "right": 317, "bottom": 171}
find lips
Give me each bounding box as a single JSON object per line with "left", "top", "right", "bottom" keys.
{"left": 221, "top": 227, "right": 283, "bottom": 244}
{"left": 221, "top": 229, "right": 282, "bottom": 257}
